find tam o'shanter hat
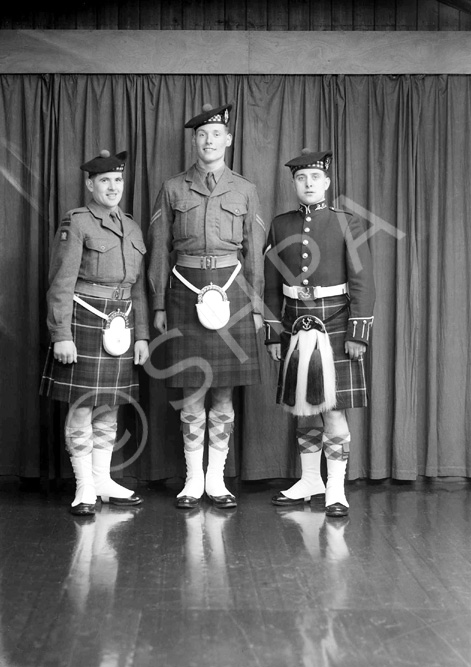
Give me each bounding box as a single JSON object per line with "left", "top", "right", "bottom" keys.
{"left": 185, "top": 102, "right": 232, "bottom": 130}
{"left": 285, "top": 149, "right": 332, "bottom": 176}
{"left": 80, "top": 150, "right": 127, "bottom": 175}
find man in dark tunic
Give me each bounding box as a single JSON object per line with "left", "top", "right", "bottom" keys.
{"left": 147, "top": 103, "right": 266, "bottom": 509}
{"left": 264, "top": 149, "right": 375, "bottom": 517}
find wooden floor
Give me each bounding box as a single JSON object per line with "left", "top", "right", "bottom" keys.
{"left": 1, "top": 478, "right": 470, "bottom": 667}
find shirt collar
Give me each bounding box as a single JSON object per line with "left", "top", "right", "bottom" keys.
{"left": 298, "top": 201, "right": 327, "bottom": 215}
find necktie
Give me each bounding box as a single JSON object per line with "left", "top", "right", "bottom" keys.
{"left": 110, "top": 212, "right": 121, "bottom": 231}
{"left": 206, "top": 172, "right": 216, "bottom": 193}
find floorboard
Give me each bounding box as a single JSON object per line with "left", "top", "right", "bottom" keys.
{"left": 0, "top": 479, "right": 470, "bottom": 666}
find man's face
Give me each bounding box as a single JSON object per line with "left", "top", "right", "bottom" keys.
{"left": 293, "top": 168, "right": 330, "bottom": 206}
{"left": 86, "top": 172, "right": 124, "bottom": 209}
{"left": 193, "top": 124, "right": 232, "bottom": 167}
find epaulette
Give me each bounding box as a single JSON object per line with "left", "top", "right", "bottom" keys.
{"left": 330, "top": 207, "right": 353, "bottom": 216}
{"left": 123, "top": 211, "right": 134, "bottom": 220}
{"left": 230, "top": 169, "right": 254, "bottom": 184}
{"left": 168, "top": 170, "right": 189, "bottom": 183}
{"left": 69, "top": 207, "right": 89, "bottom": 215}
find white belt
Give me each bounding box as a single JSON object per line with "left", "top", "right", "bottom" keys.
{"left": 283, "top": 283, "right": 348, "bottom": 300}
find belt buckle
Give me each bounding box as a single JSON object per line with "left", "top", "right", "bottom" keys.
{"left": 201, "top": 255, "right": 216, "bottom": 269}
{"left": 297, "top": 286, "right": 314, "bottom": 301}
{"left": 113, "top": 288, "right": 121, "bottom": 299}
{"left": 312, "top": 286, "right": 320, "bottom": 299}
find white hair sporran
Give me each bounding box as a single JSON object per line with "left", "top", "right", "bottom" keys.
{"left": 280, "top": 314, "right": 337, "bottom": 416}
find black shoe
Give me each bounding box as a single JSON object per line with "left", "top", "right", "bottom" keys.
{"left": 271, "top": 492, "right": 325, "bottom": 506}
{"left": 101, "top": 493, "right": 143, "bottom": 506}
{"left": 175, "top": 495, "right": 201, "bottom": 509}
{"left": 70, "top": 502, "right": 96, "bottom": 516}
{"left": 325, "top": 502, "right": 349, "bottom": 517}
{"left": 207, "top": 494, "right": 237, "bottom": 509}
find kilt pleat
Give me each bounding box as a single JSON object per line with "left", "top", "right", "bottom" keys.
{"left": 279, "top": 294, "right": 368, "bottom": 410}
{"left": 164, "top": 265, "right": 260, "bottom": 388}
{"left": 40, "top": 294, "right": 139, "bottom": 407}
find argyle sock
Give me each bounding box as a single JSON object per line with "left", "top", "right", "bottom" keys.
{"left": 205, "top": 408, "right": 234, "bottom": 497}
{"left": 65, "top": 424, "right": 96, "bottom": 506}
{"left": 177, "top": 410, "right": 206, "bottom": 499}
{"left": 323, "top": 432, "right": 350, "bottom": 508}
{"left": 91, "top": 419, "right": 134, "bottom": 500}
{"left": 280, "top": 426, "right": 325, "bottom": 500}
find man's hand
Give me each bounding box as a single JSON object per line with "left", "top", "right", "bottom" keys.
{"left": 154, "top": 310, "right": 167, "bottom": 334}
{"left": 134, "top": 340, "right": 150, "bottom": 365}
{"left": 53, "top": 340, "right": 77, "bottom": 364}
{"left": 345, "top": 340, "right": 366, "bottom": 361}
{"left": 267, "top": 343, "right": 282, "bottom": 361}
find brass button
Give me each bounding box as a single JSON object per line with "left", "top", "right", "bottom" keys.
{"left": 305, "top": 216, "right": 311, "bottom": 222}
{"left": 302, "top": 266, "right": 308, "bottom": 272}
{"left": 302, "top": 279, "right": 309, "bottom": 285}
{"left": 304, "top": 227, "right": 310, "bottom": 233}
{"left": 303, "top": 239, "right": 309, "bottom": 245}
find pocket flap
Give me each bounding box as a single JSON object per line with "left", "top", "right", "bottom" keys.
{"left": 85, "top": 237, "right": 120, "bottom": 253}
{"left": 174, "top": 200, "right": 201, "bottom": 213}
{"left": 220, "top": 200, "right": 248, "bottom": 216}
{"left": 131, "top": 239, "right": 147, "bottom": 254}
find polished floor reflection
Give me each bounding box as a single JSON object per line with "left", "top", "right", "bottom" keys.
{"left": 1, "top": 479, "right": 470, "bottom": 667}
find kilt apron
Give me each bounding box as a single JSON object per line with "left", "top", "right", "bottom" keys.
{"left": 278, "top": 294, "right": 368, "bottom": 410}
{"left": 164, "top": 265, "right": 260, "bottom": 388}
{"left": 40, "top": 293, "right": 139, "bottom": 406}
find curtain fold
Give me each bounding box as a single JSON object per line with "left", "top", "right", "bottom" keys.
{"left": 1, "top": 74, "right": 470, "bottom": 482}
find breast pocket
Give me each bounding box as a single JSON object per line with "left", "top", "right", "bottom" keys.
{"left": 83, "top": 237, "right": 121, "bottom": 278}
{"left": 174, "top": 199, "right": 202, "bottom": 240}
{"left": 130, "top": 238, "right": 147, "bottom": 275}
{"left": 220, "top": 197, "right": 248, "bottom": 243}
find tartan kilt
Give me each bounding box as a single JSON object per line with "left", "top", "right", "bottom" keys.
{"left": 164, "top": 265, "right": 260, "bottom": 388}
{"left": 278, "top": 294, "right": 368, "bottom": 410}
{"left": 40, "top": 293, "right": 139, "bottom": 407}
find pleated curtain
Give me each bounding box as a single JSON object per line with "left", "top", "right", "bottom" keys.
{"left": 1, "top": 73, "right": 470, "bottom": 482}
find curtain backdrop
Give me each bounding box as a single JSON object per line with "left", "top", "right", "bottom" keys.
{"left": 1, "top": 74, "right": 470, "bottom": 483}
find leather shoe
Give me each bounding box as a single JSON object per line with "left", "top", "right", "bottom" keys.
{"left": 271, "top": 492, "right": 325, "bottom": 506}
{"left": 175, "top": 495, "right": 201, "bottom": 509}
{"left": 207, "top": 494, "right": 237, "bottom": 509}
{"left": 70, "top": 502, "right": 96, "bottom": 516}
{"left": 325, "top": 502, "right": 349, "bottom": 517}
{"left": 101, "top": 493, "right": 143, "bottom": 506}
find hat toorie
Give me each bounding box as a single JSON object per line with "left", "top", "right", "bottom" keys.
{"left": 184, "top": 102, "right": 232, "bottom": 130}
{"left": 80, "top": 150, "right": 127, "bottom": 175}
{"left": 285, "top": 149, "right": 332, "bottom": 176}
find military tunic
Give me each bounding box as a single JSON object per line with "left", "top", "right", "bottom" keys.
{"left": 264, "top": 202, "right": 375, "bottom": 409}
{"left": 40, "top": 200, "right": 149, "bottom": 406}
{"left": 147, "top": 164, "right": 266, "bottom": 388}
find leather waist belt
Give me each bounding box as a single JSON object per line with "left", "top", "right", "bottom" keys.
{"left": 176, "top": 253, "right": 239, "bottom": 270}
{"left": 75, "top": 280, "right": 132, "bottom": 300}
{"left": 283, "top": 283, "right": 349, "bottom": 301}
